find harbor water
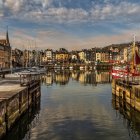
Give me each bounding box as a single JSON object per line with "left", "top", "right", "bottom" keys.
{"left": 2, "top": 71, "right": 140, "bottom": 140}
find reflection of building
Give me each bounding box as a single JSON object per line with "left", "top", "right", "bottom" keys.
{"left": 96, "top": 73, "right": 101, "bottom": 83}
{"left": 41, "top": 72, "right": 53, "bottom": 85}
{"left": 85, "top": 71, "right": 96, "bottom": 85}
{"left": 54, "top": 71, "right": 69, "bottom": 85}
{"left": 78, "top": 71, "right": 96, "bottom": 85}
{"left": 79, "top": 72, "right": 85, "bottom": 83}
{"left": 41, "top": 70, "right": 111, "bottom": 86}
{"left": 0, "top": 30, "right": 11, "bottom": 68}
{"left": 71, "top": 72, "right": 78, "bottom": 80}
{"left": 96, "top": 72, "right": 110, "bottom": 83}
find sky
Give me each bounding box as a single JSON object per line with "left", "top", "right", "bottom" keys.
{"left": 1, "top": 0, "right": 140, "bottom": 50}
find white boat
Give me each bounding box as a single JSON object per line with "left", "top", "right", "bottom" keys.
{"left": 6, "top": 73, "right": 20, "bottom": 78}
{"left": 31, "top": 67, "right": 46, "bottom": 74}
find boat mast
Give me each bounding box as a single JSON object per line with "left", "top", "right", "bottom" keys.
{"left": 7, "top": 26, "right": 13, "bottom": 74}
{"left": 132, "top": 35, "right": 136, "bottom": 73}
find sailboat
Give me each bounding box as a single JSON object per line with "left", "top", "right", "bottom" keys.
{"left": 111, "top": 36, "right": 140, "bottom": 79}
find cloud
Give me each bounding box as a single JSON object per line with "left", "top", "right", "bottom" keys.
{"left": 3, "top": 0, "right": 24, "bottom": 13}
{"left": 1, "top": 0, "right": 140, "bottom": 50}
{"left": 45, "top": 7, "right": 88, "bottom": 23}
{"left": 1, "top": 0, "right": 53, "bottom": 18}
{"left": 1, "top": 0, "right": 140, "bottom": 24}
{"left": 90, "top": 2, "right": 140, "bottom": 23}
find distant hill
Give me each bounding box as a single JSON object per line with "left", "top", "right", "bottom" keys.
{"left": 103, "top": 41, "right": 140, "bottom": 51}
{"left": 103, "top": 43, "right": 131, "bottom": 51}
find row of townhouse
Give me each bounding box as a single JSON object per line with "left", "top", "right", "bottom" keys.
{"left": 13, "top": 44, "right": 140, "bottom": 68}
{"left": 2, "top": 45, "right": 137, "bottom": 68}
{"left": 11, "top": 47, "right": 120, "bottom": 67}
{"left": 42, "top": 48, "right": 116, "bottom": 64}
{"left": 2, "top": 30, "right": 139, "bottom": 68}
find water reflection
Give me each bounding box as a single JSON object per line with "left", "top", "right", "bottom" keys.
{"left": 41, "top": 70, "right": 111, "bottom": 86}
{"left": 3, "top": 70, "right": 140, "bottom": 140}
{"left": 2, "top": 98, "right": 41, "bottom": 140}
{"left": 112, "top": 95, "right": 140, "bottom": 140}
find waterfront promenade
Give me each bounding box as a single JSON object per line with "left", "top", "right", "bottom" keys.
{"left": 0, "top": 74, "right": 41, "bottom": 139}
{"left": 112, "top": 78, "right": 140, "bottom": 112}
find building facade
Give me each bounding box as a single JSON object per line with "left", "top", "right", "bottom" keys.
{"left": 0, "top": 44, "right": 5, "bottom": 68}
{"left": 55, "top": 48, "right": 69, "bottom": 63}
{"left": 42, "top": 49, "right": 53, "bottom": 64}
{"left": 78, "top": 51, "right": 85, "bottom": 62}
{"left": 0, "top": 31, "right": 11, "bottom": 69}
{"left": 12, "top": 48, "right": 23, "bottom": 67}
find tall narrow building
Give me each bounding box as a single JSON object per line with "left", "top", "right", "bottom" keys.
{"left": 0, "top": 29, "right": 11, "bottom": 68}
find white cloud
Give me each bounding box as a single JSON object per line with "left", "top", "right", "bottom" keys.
{"left": 42, "top": 0, "right": 53, "bottom": 8}
{"left": 46, "top": 7, "right": 88, "bottom": 23}
{"left": 90, "top": 2, "right": 140, "bottom": 23}
{"left": 1, "top": 0, "right": 140, "bottom": 50}
{"left": 2, "top": 0, "right": 53, "bottom": 16}
{"left": 3, "top": 0, "right": 24, "bottom": 13}
{"left": 1, "top": 0, "right": 140, "bottom": 24}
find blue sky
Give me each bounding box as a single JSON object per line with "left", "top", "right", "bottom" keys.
{"left": 0, "top": 0, "right": 140, "bottom": 50}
